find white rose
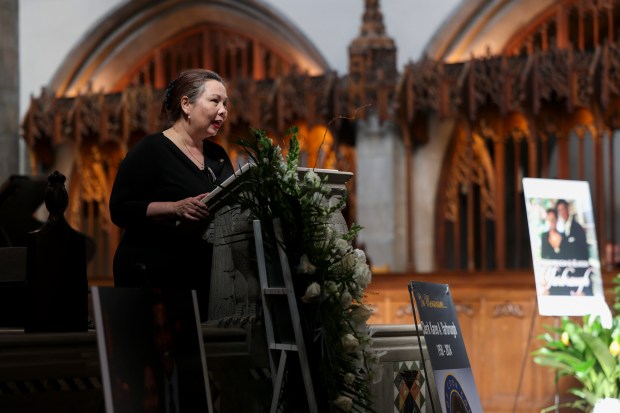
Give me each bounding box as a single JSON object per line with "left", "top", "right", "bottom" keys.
{"left": 342, "top": 333, "right": 359, "bottom": 353}
{"left": 311, "top": 192, "right": 325, "bottom": 205}
{"left": 284, "top": 168, "right": 298, "bottom": 182}
{"left": 335, "top": 238, "right": 349, "bottom": 254}
{"left": 333, "top": 395, "right": 353, "bottom": 411}
{"left": 358, "top": 332, "right": 373, "bottom": 347}
{"left": 351, "top": 305, "right": 373, "bottom": 324}
{"left": 304, "top": 170, "right": 321, "bottom": 188}
{"left": 354, "top": 263, "right": 372, "bottom": 288}
{"left": 349, "top": 282, "right": 363, "bottom": 301}
{"left": 342, "top": 252, "right": 356, "bottom": 269}
{"left": 301, "top": 282, "right": 321, "bottom": 303}
{"left": 325, "top": 281, "right": 339, "bottom": 296}
{"left": 353, "top": 249, "right": 367, "bottom": 264}
{"left": 340, "top": 291, "right": 353, "bottom": 308}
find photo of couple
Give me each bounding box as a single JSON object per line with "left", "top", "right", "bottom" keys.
{"left": 523, "top": 178, "right": 606, "bottom": 316}
{"left": 540, "top": 199, "right": 589, "bottom": 261}
{"left": 532, "top": 197, "right": 594, "bottom": 297}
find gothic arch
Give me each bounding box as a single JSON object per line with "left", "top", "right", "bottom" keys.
{"left": 423, "top": 0, "right": 558, "bottom": 62}
{"left": 504, "top": 0, "right": 620, "bottom": 56}
{"left": 435, "top": 117, "right": 496, "bottom": 270}
{"left": 49, "top": 0, "right": 330, "bottom": 97}
{"left": 422, "top": 0, "right": 620, "bottom": 62}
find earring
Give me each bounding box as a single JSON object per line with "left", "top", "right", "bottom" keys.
{"left": 187, "top": 113, "right": 191, "bottom": 123}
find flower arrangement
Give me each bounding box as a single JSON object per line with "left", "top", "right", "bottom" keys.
{"left": 532, "top": 275, "right": 620, "bottom": 412}
{"left": 236, "top": 127, "right": 378, "bottom": 412}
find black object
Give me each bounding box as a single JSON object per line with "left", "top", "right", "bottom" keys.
{"left": 0, "top": 175, "right": 46, "bottom": 247}
{"left": 0, "top": 175, "right": 46, "bottom": 327}
{"left": 24, "top": 171, "right": 88, "bottom": 332}
{"left": 0, "top": 247, "right": 26, "bottom": 326}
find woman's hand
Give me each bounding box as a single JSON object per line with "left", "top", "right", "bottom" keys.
{"left": 173, "top": 193, "right": 210, "bottom": 221}
{"left": 146, "top": 193, "right": 210, "bottom": 222}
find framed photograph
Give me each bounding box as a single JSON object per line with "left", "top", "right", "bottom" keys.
{"left": 522, "top": 178, "right": 607, "bottom": 317}
{"left": 93, "top": 287, "right": 212, "bottom": 413}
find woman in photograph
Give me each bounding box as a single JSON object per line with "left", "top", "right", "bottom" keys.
{"left": 540, "top": 208, "right": 563, "bottom": 259}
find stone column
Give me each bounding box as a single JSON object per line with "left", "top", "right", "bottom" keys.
{"left": 0, "top": 0, "right": 20, "bottom": 184}
{"left": 355, "top": 116, "right": 407, "bottom": 272}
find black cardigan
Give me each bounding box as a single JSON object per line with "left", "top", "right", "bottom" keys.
{"left": 109, "top": 132, "right": 234, "bottom": 289}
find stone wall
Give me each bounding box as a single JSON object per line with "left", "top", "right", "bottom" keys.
{"left": 0, "top": 0, "right": 19, "bottom": 183}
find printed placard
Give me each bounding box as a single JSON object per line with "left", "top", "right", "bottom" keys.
{"left": 409, "top": 281, "right": 483, "bottom": 413}
{"left": 522, "top": 178, "right": 608, "bottom": 318}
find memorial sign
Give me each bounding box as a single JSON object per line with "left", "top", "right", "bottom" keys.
{"left": 409, "top": 281, "right": 483, "bottom": 413}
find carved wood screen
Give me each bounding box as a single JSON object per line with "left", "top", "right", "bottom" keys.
{"left": 114, "top": 25, "right": 293, "bottom": 92}
{"left": 409, "top": 47, "right": 620, "bottom": 271}
{"left": 504, "top": 0, "right": 620, "bottom": 55}
{"left": 435, "top": 117, "right": 620, "bottom": 271}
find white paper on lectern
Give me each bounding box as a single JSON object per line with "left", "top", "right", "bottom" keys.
{"left": 200, "top": 162, "right": 254, "bottom": 205}
{"left": 522, "top": 178, "right": 608, "bottom": 320}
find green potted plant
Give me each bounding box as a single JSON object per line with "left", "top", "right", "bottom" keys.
{"left": 533, "top": 275, "right": 620, "bottom": 412}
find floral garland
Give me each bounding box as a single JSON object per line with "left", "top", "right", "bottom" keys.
{"left": 236, "top": 127, "right": 378, "bottom": 412}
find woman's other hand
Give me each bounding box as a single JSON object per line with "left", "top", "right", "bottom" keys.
{"left": 146, "top": 193, "right": 210, "bottom": 222}
{"left": 173, "top": 193, "right": 210, "bottom": 221}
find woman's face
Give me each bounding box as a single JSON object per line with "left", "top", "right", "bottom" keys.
{"left": 547, "top": 211, "right": 557, "bottom": 229}
{"left": 187, "top": 79, "right": 228, "bottom": 137}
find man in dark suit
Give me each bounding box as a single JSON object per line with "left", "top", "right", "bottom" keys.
{"left": 554, "top": 199, "right": 592, "bottom": 296}
{"left": 556, "top": 199, "right": 589, "bottom": 261}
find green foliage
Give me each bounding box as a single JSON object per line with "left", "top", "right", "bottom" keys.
{"left": 236, "top": 128, "right": 377, "bottom": 412}
{"left": 533, "top": 275, "right": 620, "bottom": 411}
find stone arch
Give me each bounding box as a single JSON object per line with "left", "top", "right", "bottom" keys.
{"left": 425, "top": 0, "right": 620, "bottom": 62}
{"left": 504, "top": 0, "right": 620, "bottom": 55}
{"left": 423, "top": 0, "right": 558, "bottom": 62}
{"left": 49, "top": 0, "right": 330, "bottom": 97}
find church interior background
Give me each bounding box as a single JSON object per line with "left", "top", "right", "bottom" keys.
{"left": 5, "top": 0, "right": 620, "bottom": 411}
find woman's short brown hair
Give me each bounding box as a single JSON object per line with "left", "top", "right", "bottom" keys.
{"left": 161, "top": 69, "right": 223, "bottom": 123}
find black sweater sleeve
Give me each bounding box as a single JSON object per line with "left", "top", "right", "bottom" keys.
{"left": 109, "top": 136, "right": 160, "bottom": 229}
